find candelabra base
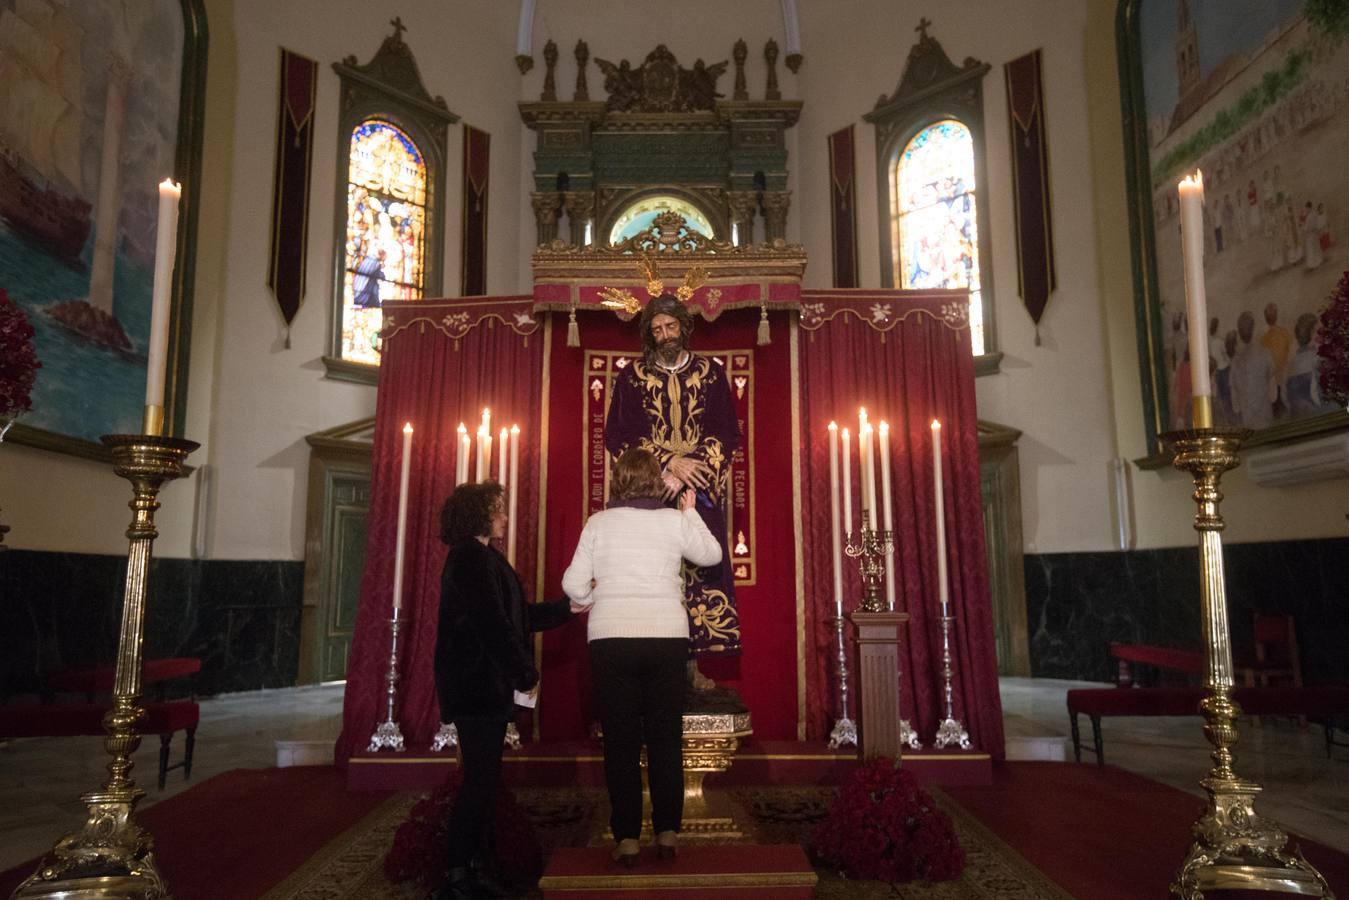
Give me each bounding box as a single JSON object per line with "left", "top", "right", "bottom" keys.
{"left": 368, "top": 720, "right": 405, "bottom": 753}
{"left": 431, "top": 722, "right": 459, "bottom": 752}
{"left": 12, "top": 790, "right": 167, "bottom": 899}
{"left": 1169, "top": 776, "right": 1333, "bottom": 899}
{"left": 901, "top": 719, "right": 923, "bottom": 750}
{"left": 827, "top": 717, "right": 857, "bottom": 749}
{"left": 933, "top": 717, "right": 972, "bottom": 750}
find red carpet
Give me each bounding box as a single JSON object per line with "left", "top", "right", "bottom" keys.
{"left": 943, "top": 761, "right": 1348, "bottom": 899}
{"left": 0, "top": 766, "right": 389, "bottom": 899}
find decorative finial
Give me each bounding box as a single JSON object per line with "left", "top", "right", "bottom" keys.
{"left": 574, "top": 40, "right": 590, "bottom": 101}
{"left": 764, "top": 39, "right": 781, "bottom": 101}
{"left": 542, "top": 39, "right": 558, "bottom": 101}
{"left": 389, "top": 16, "right": 407, "bottom": 42}
{"left": 733, "top": 39, "right": 748, "bottom": 100}
{"left": 916, "top": 17, "right": 932, "bottom": 41}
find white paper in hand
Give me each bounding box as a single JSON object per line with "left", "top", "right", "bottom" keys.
{"left": 514, "top": 689, "right": 537, "bottom": 708}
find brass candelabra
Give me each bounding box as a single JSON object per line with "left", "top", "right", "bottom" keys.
{"left": 1163, "top": 427, "right": 1332, "bottom": 900}
{"left": 14, "top": 432, "right": 197, "bottom": 900}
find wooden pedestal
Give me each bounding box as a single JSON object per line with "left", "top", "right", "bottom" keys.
{"left": 848, "top": 610, "right": 910, "bottom": 760}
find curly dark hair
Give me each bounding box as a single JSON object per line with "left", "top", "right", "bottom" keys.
{"left": 440, "top": 482, "right": 504, "bottom": 544}
{"left": 639, "top": 293, "right": 694, "bottom": 357}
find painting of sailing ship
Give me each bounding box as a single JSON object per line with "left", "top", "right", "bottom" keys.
{"left": 0, "top": 0, "right": 185, "bottom": 443}
{"left": 1136, "top": 0, "right": 1349, "bottom": 435}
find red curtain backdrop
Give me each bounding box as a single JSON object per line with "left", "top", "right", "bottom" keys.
{"left": 798, "top": 289, "right": 1005, "bottom": 757}
{"left": 336, "top": 298, "right": 549, "bottom": 764}
{"left": 536, "top": 307, "right": 801, "bottom": 741}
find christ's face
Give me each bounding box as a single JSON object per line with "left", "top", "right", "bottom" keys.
{"left": 650, "top": 313, "right": 684, "bottom": 364}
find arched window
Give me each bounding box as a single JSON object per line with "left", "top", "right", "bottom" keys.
{"left": 864, "top": 29, "right": 996, "bottom": 370}
{"left": 340, "top": 120, "right": 428, "bottom": 365}
{"left": 328, "top": 23, "right": 455, "bottom": 382}
{"left": 893, "top": 120, "right": 984, "bottom": 355}
{"left": 609, "top": 195, "right": 716, "bottom": 246}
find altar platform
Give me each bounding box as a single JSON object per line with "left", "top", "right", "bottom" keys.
{"left": 345, "top": 739, "right": 992, "bottom": 791}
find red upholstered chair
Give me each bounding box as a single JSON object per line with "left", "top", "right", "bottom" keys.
{"left": 1235, "top": 614, "right": 1302, "bottom": 689}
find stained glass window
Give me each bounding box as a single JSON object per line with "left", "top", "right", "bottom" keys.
{"left": 609, "top": 195, "right": 715, "bottom": 246}
{"left": 893, "top": 120, "right": 984, "bottom": 355}
{"left": 340, "top": 120, "right": 427, "bottom": 365}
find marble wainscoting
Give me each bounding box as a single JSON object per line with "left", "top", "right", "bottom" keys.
{"left": 0, "top": 551, "right": 303, "bottom": 700}
{"left": 1024, "top": 536, "right": 1349, "bottom": 685}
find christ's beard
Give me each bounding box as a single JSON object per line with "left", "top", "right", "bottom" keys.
{"left": 656, "top": 340, "right": 684, "bottom": 366}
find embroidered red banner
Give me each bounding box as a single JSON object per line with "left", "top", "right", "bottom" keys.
{"left": 582, "top": 348, "right": 756, "bottom": 585}
{"left": 1004, "top": 49, "right": 1056, "bottom": 331}
{"left": 461, "top": 126, "right": 490, "bottom": 295}
{"left": 827, "top": 125, "right": 859, "bottom": 288}
{"left": 267, "top": 48, "right": 318, "bottom": 338}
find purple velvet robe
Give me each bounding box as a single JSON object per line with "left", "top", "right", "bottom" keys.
{"left": 604, "top": 352, "right": 742, "bottom": 654}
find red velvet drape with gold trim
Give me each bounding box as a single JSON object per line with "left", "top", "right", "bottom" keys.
{"left": 335, "top": 299, "right": 554, "bottom": 764}
{"left": 799, "top": 289, "right": 1004, "bottom": 757}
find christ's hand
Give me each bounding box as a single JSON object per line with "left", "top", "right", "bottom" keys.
{"left": 666, "top": 455, "right": 712, "bottom": 490}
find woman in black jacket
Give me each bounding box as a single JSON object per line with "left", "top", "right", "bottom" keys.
{"left": 434, "top": 481, "right": 572, "bottom": 899}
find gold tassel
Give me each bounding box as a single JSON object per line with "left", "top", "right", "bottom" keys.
{"left": 757, "top": 304, "right": 771, "bottom": 345}
{"left": 566, "top": 306, "right": 580, "bottom": 347}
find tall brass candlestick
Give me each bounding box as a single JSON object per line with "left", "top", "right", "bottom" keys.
{"left": 1164, "top": 428, "right": 1331, "bottom": 900}
{"left": 15, "top": 431, "right": 197, "bottom": 900}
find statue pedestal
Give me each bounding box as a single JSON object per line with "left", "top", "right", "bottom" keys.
{"left": 848, "top": 611, "right": 910, "bottom": 760}
{"left": 628, "top": 688, "right": 751, "bottom": 840}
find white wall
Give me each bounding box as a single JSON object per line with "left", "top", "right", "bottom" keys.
{"left": 3, "top": 0, "right": 1343, "bottom": 563}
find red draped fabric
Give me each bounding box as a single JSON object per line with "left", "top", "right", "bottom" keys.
{"left": 336, "top": 298, "right": 550, "bottom": 764}
{"left": 798, "top": 289, "right": 1005, "bottom": 757}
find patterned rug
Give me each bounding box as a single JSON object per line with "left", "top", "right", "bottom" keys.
{"left": 264, "top": 786, "right": 1073, "bottom": 899}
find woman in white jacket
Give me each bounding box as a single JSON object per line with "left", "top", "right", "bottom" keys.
{"left": 562, "top": 448, "right": 722, "bottom": 866}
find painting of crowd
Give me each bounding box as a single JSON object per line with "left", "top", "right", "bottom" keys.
{"left": 1166, "top": 301, "right": 1335, "bottom": 429}
{"left": 1145, "top": 6, "right": 1349, "bottom": 432}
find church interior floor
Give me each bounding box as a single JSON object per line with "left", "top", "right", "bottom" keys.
{"left": 1, "top": 677, "right": 1345, "bottom": 873}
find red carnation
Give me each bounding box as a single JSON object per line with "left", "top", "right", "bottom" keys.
{"left": 1318, "top": 272, "right": 1349, "bottom": 408}
{"left": 0, "top": 289, "right": 41, "bottom": 424}
{"left": 810, "top": 757, "right": 964, "bottom": 885}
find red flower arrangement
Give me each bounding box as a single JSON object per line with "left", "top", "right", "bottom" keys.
{"left": 810, "top": 757, "right": 964, "bottom": 884}
{"left": 1318, "top": 271, "right": 1349, "bottom": 408}
{"left": 0, "top": 289, "right": 41, "bottom": 423}
{"left": 383, "top": 772, "right": 543, "bottom": 892}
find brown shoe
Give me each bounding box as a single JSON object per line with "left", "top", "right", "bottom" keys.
{"left": 656, "top": 830, "right": 678, "bottom": 861}
{"left": 612, "top": 838, "right": 640, "bottom": 868}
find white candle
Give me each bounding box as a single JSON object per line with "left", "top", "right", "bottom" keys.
{"left": 861, "top": 423, "right": 877, "bottom": 526}
{"left": 507, "top": 425, "right": 520, "bottom": 564}
{"left": 498, "top": 426, "right": 508, "bottom": 485}
{"left": 931, "top": 420, "right": 949, "bottom": 612}
{"left": 481, "top": 407, "right": 491, "bottom": 435}
{"left": 456, "top": 423, "right": 470, "bottom": 486}
{"left": 476, "top": 427, "right": 491, "bottom": 482}
{"left": 827, "top": 422, "right": 843, "bottom": 616}
{"left": 145, "top": 179, "right": 181, "bottom": 413}
{"left": 392, "top": 423, "right": 413, "bottom": 610}
{"left": 841, "top": 427, "right": 853, "bottom": 537}
{"left": 879, "top": 421, "right": 896, "bottom": 611}
{"left": 1178, "top": 171, "right": 1211, "bottom": 400}
{"left": 857, "top": 408, "right": 870, "bottom": 525}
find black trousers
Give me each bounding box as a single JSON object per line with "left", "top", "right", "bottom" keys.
{"left": 589, "top": 638, "right": 687, "bottom": 840}
{"left": 445, "top": 714, "right": 507, "bottom": 869}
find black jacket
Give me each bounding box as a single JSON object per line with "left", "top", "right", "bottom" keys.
{"left": 434, "top": 538, "right": 572, "bottom": 721}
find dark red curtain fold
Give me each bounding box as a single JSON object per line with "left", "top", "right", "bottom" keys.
{"left": 799, "top": 294, "right": 1004, "bottom": 757}
{"left": 336, "top": 311, "right": 545, "bottom": 764}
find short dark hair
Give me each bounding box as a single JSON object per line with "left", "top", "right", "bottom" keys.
{"left": 611, "top": 448, "right": 664, "bottom": 501}
{"left": 639, "top": 293, "right": 694, "bottom": 356}
{"left": 440, "top": 482, "right": 504, "bottom": 544}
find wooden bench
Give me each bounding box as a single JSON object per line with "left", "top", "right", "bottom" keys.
{"left": 46, "top": 657, "right": 201, "bottom": 702}
{"left": 1067, "top": 686, "right": 1349, "bottom": 765}
{"left": 0, "top": 701, "right": 199, "bottom": 789}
